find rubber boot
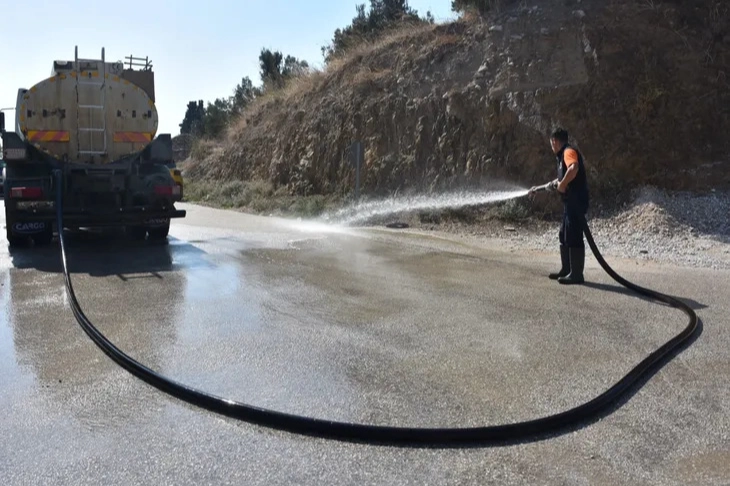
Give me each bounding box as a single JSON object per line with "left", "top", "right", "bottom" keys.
{"left": 549, "top": 245, "right": 570, "bottom": 280}
{"left": 558, "top": 247, "right": 585, "bottom": 285}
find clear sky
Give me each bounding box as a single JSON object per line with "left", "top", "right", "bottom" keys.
{"left": 0, "top": 1, "right": 457, "bottom": 137}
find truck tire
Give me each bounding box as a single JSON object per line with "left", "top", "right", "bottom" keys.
{"left": 127, "top": 225, "right": 147, "bottom": 240}
{"left": 6, "top": 222, "right": 31, "bottom": 247}
{"left": 33, "top": 226, "right": 54, "bottom": 246}
{"left": 7, "top": 234, "right": 29, "bottom": 247}
{"left": 5, "top": 205, "right": 30, "bottom": 247}
{"left": 6, "top": 222, "right": 52, "bottom": 247}
{"left": 147, "top": 222, "right": 170, "bottom": 240}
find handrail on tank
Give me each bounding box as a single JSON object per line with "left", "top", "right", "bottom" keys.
{"left": 69, "top": 46, "right": 151, "bottom": 72}
{"left": 74, "top": 45, "right": 105, "bottom": 64}
{"left": 125, "top": 55, "right": 153, "bottom": 71}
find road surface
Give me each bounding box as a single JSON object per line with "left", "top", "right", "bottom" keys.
{"left": 1, "top": 201, "right": 728, "bottom": 485}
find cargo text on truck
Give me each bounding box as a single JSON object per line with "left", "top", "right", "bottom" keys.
{"left": 0, "top": 46, "right": 186, "bottom": 246}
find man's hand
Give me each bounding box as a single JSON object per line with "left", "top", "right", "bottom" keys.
{"left": 528, "top": 180, "right": 558, "bottom": 200}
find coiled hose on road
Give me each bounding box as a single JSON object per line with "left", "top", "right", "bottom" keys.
{"left": 54, "top": 171, "right": 699, "bottom": 447}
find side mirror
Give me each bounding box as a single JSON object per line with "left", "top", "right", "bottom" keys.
{"left": 0, "top": 112, "right": 5, "bottom": 132}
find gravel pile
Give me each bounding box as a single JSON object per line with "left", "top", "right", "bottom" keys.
{"left": 516, "top": 187, "right": 730, "bottom": 270}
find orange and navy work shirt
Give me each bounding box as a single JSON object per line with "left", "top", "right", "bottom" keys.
{"left": 564, "top": 148, "right": 579, "bottom": 167}
{"left": 556, "top": 144, "right": 589, "bottom": 209}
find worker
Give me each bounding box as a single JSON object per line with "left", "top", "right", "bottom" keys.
{"left": 528, "top": 128, "right": 590, "bottom": 285}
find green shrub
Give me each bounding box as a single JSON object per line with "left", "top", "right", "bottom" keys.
{"left": 451, "top": 0, "right": 505, "bottom": 14}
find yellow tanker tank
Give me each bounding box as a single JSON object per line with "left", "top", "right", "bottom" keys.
{"left": 17, "top": 47, "right": 159, "bottom": 164}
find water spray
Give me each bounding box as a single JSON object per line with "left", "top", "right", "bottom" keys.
{"left": 321, "top": 187, "right": 530, "bottom": 226}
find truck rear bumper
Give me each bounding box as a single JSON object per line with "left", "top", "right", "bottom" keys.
{"left": 11, "top": 206, "right": 186, "bottom": 227}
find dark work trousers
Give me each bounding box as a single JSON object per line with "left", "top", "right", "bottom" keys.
{"left": 559, "top": 202, "right": 587, "bottom": 249}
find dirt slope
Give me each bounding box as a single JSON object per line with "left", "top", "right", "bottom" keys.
{"left": 185, "top": 0, "right": 730, "bottom": 204}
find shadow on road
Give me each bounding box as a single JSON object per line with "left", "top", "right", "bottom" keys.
{"left": 582, "top": 281, "right": 708, "bottom": 310}
{"left": 8, "top": 229, "right": 210, "bottom": 278}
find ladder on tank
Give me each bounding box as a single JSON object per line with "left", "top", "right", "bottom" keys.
{"left": 75, "top": 46, "right": 108, "bottom": 159}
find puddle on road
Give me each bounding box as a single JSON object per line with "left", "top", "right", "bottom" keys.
{"left": 0, "top": 268, "right": 64, "bottom": 403}
{"left": 183, "top": 262, "right": 240, "bottom": 301}
{"left": 0, "top": 271, "right": 26, "bottom": 391}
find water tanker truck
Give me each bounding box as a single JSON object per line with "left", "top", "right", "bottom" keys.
{"left": 0, "top": 46, "right": 185, "bottom": 247}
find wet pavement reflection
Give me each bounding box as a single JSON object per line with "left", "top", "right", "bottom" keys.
{"left": 1, "top": 202, "right": 729, "bottom": 486}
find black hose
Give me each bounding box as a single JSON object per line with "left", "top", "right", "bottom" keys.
{"left": 54, "top": 171, "right": 699, "bottom": 446}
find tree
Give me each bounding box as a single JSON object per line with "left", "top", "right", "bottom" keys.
{"left": 180, "top": 75, "right": 262, "bottom": 139}
{"left": 203, "top": 98, "right": 232, "bottom": 139}
{"left": 259, "top": 48, "right": 309, "bottom": 90}
{"left": 322, "top": 0, "right": 431, "bottom": 61}
{"left": 259, "top": 48, "right": 284, "bottom": 87}
{"left": 451, "top": 0, "right": 502, "bottom": 15}
{"left": 230, "top": 76, "right": 261, "bottom": 118}
{"left": 283, "top": 55, "right": 310, "bottom": 78}
{"left": 180, "top": 51, "right": 306, "bottom": 138}
{"left": 179, "top": 100, "right": 206, "bottom": 136}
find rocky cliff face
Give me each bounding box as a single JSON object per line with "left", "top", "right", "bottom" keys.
{"left": 186, "top": 0, "right": 730, "bottom": 203}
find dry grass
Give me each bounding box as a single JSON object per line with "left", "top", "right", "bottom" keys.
{"left": 351, "top": 67, "right": 393, "bottom": 87}
{"left": 178, "top": 137, "right": 227, "bottom": 180}
{"left": 225, "top": 69, "right": 326, "bottom": 140}
{"left": 456, "top": 7, "right": 484, "bottom": 24}
{"left": 194, "top": 16, "right": 475, "bottom": 194}
{"left": 432, "top": 34, "right": 463, "bottom": 48}
{"left": 189, "top": 15, "right": 479, "bottom": 194}
{"left": 182, "top": 178, "right": 343, "bottom": 217}
{"left": 225, "top": 20, "right": 446, "bottom": 141}
{"left": 189, "top": 137, "right": 219, "bottom": 161}
{"left": 320, "top": 21, "right": 440, "bottom": 72}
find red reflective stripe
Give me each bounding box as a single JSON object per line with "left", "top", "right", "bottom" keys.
{"left": 27, "top": 131, "right": 44, "bottom": 142}
{"left": 27, "top": 130, "right": 70, "bottom": 142}
{"left": 51, "top": 131, "right": 68, "bottom": 142}
{"left": 113, "top": 132, "right": 152, "bottom": 143}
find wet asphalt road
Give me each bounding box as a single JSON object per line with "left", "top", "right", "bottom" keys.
{"left": 1, "top": 201, "right": 729, "bottom": 485}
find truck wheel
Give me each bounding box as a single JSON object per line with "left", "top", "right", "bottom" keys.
{"left": 5, "top": 206, "right": 25, "bottom": 247}
{"left": 6, "top": 217, "right": 35, "bottom": 248}
{"left": 7, "top": 234, "right": 30, "bottom": 248}
{"left": 127, "top": 225, "right": 147, "bottom": 240}
{"left": 147, "top": 223, "right": 170, "bottom": 240}
{"left": 33, "top": 227, "right": 54, "bottom": 246}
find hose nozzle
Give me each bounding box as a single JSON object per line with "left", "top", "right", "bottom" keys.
{"left": 529, "top": 179, "right": 558, "bottom": 194}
